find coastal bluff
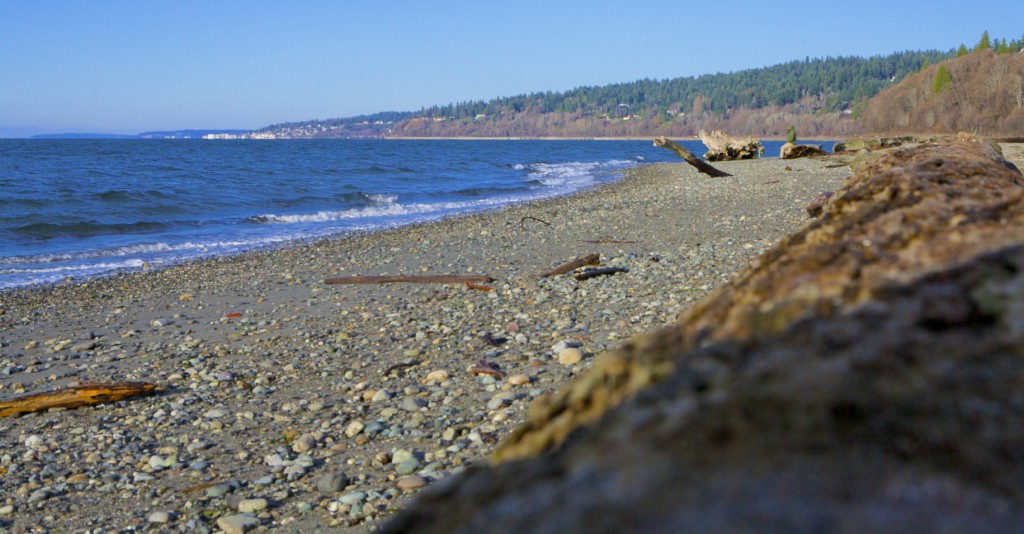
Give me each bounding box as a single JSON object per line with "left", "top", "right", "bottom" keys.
{"left": 384, "top": 137, "right": 1024, "bottom": 532}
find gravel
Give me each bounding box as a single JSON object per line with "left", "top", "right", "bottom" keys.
{"left": 0, "top": 155, "right": 850, "bottom": 532}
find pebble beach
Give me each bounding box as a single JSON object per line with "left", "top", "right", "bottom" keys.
{"left": 0, "top": 155, "right": 851, "bottom": 533}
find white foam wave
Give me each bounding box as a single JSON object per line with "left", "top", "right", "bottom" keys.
{"left": 365, "top": 193, "right": 397, "bottom": 204}
{"left": 254, "top": 195, "right": 521, "bottom": 225}
{"left": 523, "top": 159, "right": 634, "bottom": 188}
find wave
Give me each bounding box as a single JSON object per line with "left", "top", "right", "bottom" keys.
{"left": 249, "top": 195, "right": 523, "bottom": 225}
{"left": 520, "top": 159, "right": 634, "bottom": 188}
{"left": 10, "top": 220, "right": 170, "bottom": 240}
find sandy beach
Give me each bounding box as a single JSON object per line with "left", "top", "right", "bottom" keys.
{"left": 0, "top": 155, "right": 851, "bottom": 532}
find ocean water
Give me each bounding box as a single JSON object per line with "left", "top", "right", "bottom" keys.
{"left": 0, "top": 138, "right": 812, "bottom": 289}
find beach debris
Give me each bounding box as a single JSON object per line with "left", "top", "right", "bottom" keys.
{"left": 698, "top": 129, "right": 763, "bottom": 161}
{"left": 382, "top": 360, "right": 420, "bottom": 376}
{"left": 519, "top": 216, "right": 551, "bottom": 230}
{"left": 538, "top": 253, "right": 601, "bottom": 279}
{"left": 464, "top": 282, "right": 494, "bottom": 291}
{"left": 0, "top": 381, "right": 158, "bottom": 417}
{"left": 470, "top": 359, "right": 505, "bottom": 378}
{"left": 575, "top": 267, "right": 629, "bottom": 281}
{"left": 780, "top": 142, "right": 827, "bottom": 159}
{"left": 325, "top": 274, "right": 496, "bottom": 285}
{"left": 583, "top": 238, "right": 637, "bottom": 244}
{"left": 806, "top": 191, "right": 835, "bottom": 218}
{"left": 653, "top": 137, "right": 732, "bottom": 177}
{"left": 480, "top": 332, "right": 507, "bottom": 347}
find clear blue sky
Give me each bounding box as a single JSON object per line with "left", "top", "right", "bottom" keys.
{"left": 1, "top": 0, "right": 1021, "bottom": 136}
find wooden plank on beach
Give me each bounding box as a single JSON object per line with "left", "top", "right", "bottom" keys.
{"left": 0, "top": 382, "right": 158, "bottom": 417}
{"left": 324, "top": 274, "right": 496, "bottom": 285}
{"left": 538, "top": 253, "right": 601, "bottom": 279}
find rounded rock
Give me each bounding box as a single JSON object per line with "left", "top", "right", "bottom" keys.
{"left": 558, "top": 347, "right": 583, "bottom": 365}
{"left": 396, "top": 475, "right": 428, "bottom": 491}
{"left": 237, "top": 498, "right": 268, "bottom": 513}
{"left": 507, "top": 373, "right": 530, "bottom": 386}
{"left": 148, "top": 511, "right": 171, "bottom": 524}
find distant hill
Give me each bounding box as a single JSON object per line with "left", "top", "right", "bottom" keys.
{"left": 859, "top": 48, "right": 1024, "bottom": 135}
{"left": 257, "top": 50, "right": 954, "bottom": 139}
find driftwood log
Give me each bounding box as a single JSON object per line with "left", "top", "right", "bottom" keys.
{"left": 653, "top": 137, "right": 731, "bottom": 177}
{"left": 538, "top": 253, "right": 600, "bottom": 279}
{"left": 324, "top": 274, "right": 495, "bottom": 285}
{"left": 574, "top": 267, "right": 628, "bottom": 281}
{"left": 780, "top": 142, "right": 826, "bottom": 159}
{"left": 0, "top": 382, "right": 157, "bottom": 417}
{"left": 698, "top": 129, "right": 763, "bottom": 161}
{"left": 382, "top": 137, "right": 1024, "bottom": 533}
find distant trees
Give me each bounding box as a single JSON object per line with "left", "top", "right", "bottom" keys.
{"left": 933, "top": 65, "right": 953, "bottom": 95}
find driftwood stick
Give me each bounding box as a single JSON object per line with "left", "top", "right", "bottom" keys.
{"left": 574, "top": 267, "right": 629, "bottom": 281}
{"left": 538, "top": 253, "right": 600, "bottom": 279}
{"left": 0, "top": 382, "right": 158, "bottom": 417}
{"left": 520, "top": 216, "right": 551, "bottom": 230}
{"left": 325, "top": 274, "right": 495, "bottom": 285}
{"left": 653, "top": 137, "right": 732, "bottom": 177}
{"left": 583, "top": 239, "right": 637, "bottom": 244}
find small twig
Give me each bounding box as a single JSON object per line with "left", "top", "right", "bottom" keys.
{"left": 464, "top": 282, "right": 494, "bottom": 291}
{"left": 519, "top": 216, "right": 551, "bottom": 230}
{"left": 575, "top": 267, "right": 629, "bottom": 281}
{"left": 764, "top": 179, "right": 781, "bottom": 184}
{"left": 583, "top": 239, "right": 637, "bottom": 244}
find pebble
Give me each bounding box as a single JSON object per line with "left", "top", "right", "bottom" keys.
{"left": 292, "top": 433, "right": 317, "bottom": 453}
{"left": 425, "top": 369, "right": 449, "bottom": 383}
{"left": 400, "top": 397, "right": 428, "bottom": 411}
{"left": 396, "top": 475, "right": 428, "bottom": 491}
{"left": 339, "top": 491, "right": 367, "bottom": 505}
{"left": 345, "top": 420, "right": 365, "bottom": 437}
{"left": 558, "top": 347, "right": 584, "bottom": 365}
{"left": 148, "top": 511, "right": 171, "bottom": 524}
{"left": 508, "top": 373, "right": 531, "bottom": 386}
{"left": 217, "top": 514, "right": 260, "bottom": 534}
{"left": 0, "top": 504, "right": 13, "bottom": 516}
{"left": 237, "top": 498, "right": 268, "bottom": 513}
{"left": 317, "top": 471, "right": 349, "bottom": 494}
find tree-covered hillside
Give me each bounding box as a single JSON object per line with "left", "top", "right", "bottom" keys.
{"left": 420, "top": 51, "right": 952, "bottom": 121}
{"left": 257, "top": 47, "right": 1005, "bottom": 138}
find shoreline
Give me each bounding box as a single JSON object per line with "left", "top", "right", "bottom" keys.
{"left": 0, "top": 156, "right": 851, "bottom": 531}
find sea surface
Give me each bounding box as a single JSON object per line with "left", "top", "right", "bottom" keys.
{"left": 0, "top": 138, "right": 819, "bottom": 289}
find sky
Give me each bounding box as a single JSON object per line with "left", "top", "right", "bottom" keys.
{"left": 1, "top": 1, "right": 1022, "bottom": 137}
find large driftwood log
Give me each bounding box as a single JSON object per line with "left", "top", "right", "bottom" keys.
{"left": 698, "top": 129, "right": 763, "bottom": 161}
{"left": 382, "top": 137, "right": 1024, "bottom": 533}
{"left": 324, "top": 274, "right": 495, "bottom": 285}
{"left": 0, "top": 382, "right": 158, "bottom": 417}
{"left": 653, "top": 137, "right": 731, "bottom": 177}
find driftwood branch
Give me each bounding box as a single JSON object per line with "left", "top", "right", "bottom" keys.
{"left": 0, "top": 382, "right": 158, "bottom": 417}
{"left": 583, "top": 239, "right": 637, "bottom": 244}
{"left": 325, "top": 274, "right": 495, "bottom": 285}
{"left": 538, "top": 253, "right": 600, "bottom": 279}
{"left": 520, "top": 216, "right": 551, "bottom": 230}
{"left": 653, "top": 137, "right": 732, "bottom": 177}
{"left": 574, "top": 267, "right": 629, "bottom": 281}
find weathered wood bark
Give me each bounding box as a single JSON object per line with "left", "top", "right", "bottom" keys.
{"left": 653, "top": 137, "right": 732, "bottom": 177}
{"left": 382, "top": 137, "right": 1024, "bottom": 533}
{"left": 537, "top": 253, "right": 600, "bottom": 279}
{"left": 0, "top": 382, "right": 158, "bottom": 417}
{"left": 574, "top": 267, "right": 628, "bottom": 281}
{"left": 698, "top": 129, "right": 763, "bottom": 161}
{"left": 779, "top": 142, "right": 826, "bottom": 159}
{"left": 324, "top": 274, "right": 495, "bottom": 285}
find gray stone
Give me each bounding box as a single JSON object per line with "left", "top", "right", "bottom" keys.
{"left": 316, "top": 471, "right": 349, "bottom": 493}
{"left": 216, "top": 514, "right": 259, "bottom": 534}
{"left": 400, "top": 397, "right": 428, "bottom": 411}
{"left": 148, "top": 511, "right": 171, "bottom": 524}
